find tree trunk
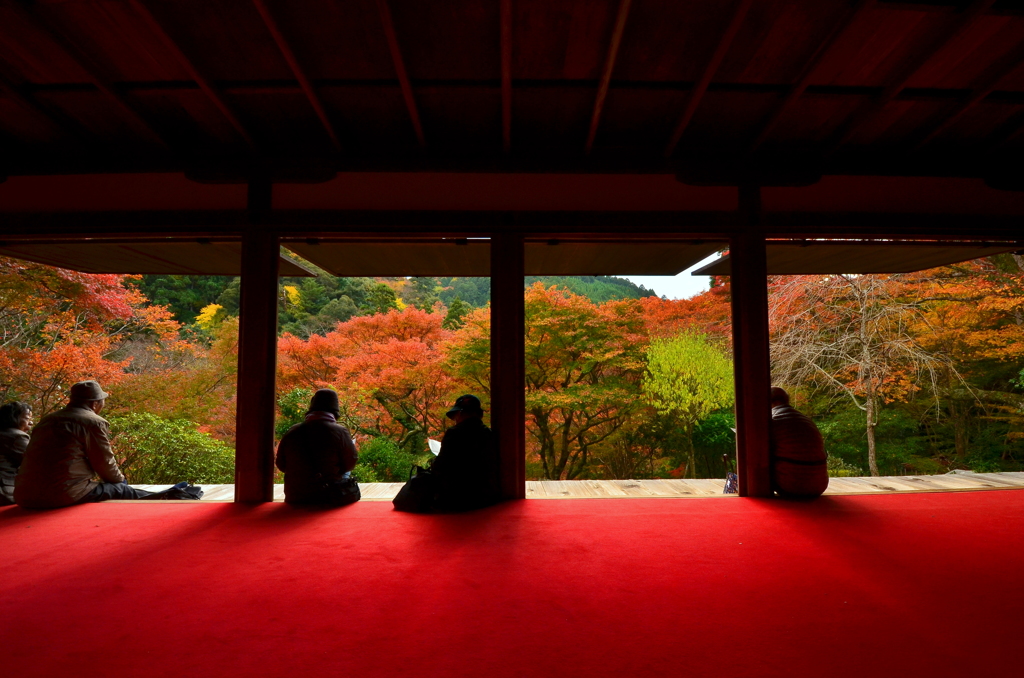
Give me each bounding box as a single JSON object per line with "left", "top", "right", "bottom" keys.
{"left": 686, "top": 423, "right": 697, "bottom": 479}
{"left": 866, "top": 389, "right": 880, "bottom": 476}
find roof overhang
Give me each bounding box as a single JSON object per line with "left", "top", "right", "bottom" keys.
{"left": 0, "top": 240, "right": 315, "bottom": 276}
{"left": 692, "top": 241, "right": 1022, "bottom": 276}
{"left": 282, "top": 238, "right": 723, "bottom": 277}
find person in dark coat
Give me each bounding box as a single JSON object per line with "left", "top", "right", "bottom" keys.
{"left": 430, "top": 394, "right": 500, "bottom": 511}
{"left": 0, "top": 401, "right": 33, "bottom": 505}
{"left": 769, "top": 387, "right": 829, "bottom": 499}
{"left": 276, "top": 389, "right": 360, "bottom": 506}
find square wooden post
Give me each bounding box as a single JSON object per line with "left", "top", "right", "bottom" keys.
{"left": 234, "top": 177, "right": 280, "bottom": 503}
{"left": 490, "top": 231, "right": 526, "bottom": 499}
{"left": 730, "top": 185, "right": 773, "bottom": 498}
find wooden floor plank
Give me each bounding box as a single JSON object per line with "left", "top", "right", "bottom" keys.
{"left": 127, "top": 472, "right": 1024, "bottom": 503}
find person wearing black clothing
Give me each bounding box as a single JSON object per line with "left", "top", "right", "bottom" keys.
{"left": 276, "top": 388, "right": 360, "bottom": 506}
{"left": 0, "top": 401, "right": 32, "bottom": 506}
{"left": 393, "top": 394, "right": 499, "bottom": 513}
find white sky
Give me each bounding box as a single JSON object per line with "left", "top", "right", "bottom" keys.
{"left": 622, "top": 252, "right": 721, "bottom": 300}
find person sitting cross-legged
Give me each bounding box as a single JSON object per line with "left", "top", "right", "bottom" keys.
{"left": 14, "top": 380, "right": 201, "bottom": 508}
{"left": 275, "top": 389, "right": 361, "bottom": 506}
{"left": 769, "top": 386, "right": 829, "bottom": 499}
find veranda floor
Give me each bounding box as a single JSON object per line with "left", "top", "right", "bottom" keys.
{"left": 134, "top": 471, "right": 1024, "bottom": 502}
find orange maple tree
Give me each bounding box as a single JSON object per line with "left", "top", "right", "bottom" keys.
{"left": 0, "top": 257, "right": 183, "bottom": 415}
{"left": 277, "top": 306, "right": 463, "bottom": 452}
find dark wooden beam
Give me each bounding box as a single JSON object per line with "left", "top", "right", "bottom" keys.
{"left": 0, "top": 71, "right": 82, "bottom": 141}
{"left": 585, "top": 0, "right": 632, "bottom": 155}
{"left": 730, "top": 185, "right": 772, "bottom": 498}
{"left": 912, "top": 42, "right": 1024, "bottom": 151}
{"left": 3, "top": 210, "right": 1023, "bottom": 240}
{"left": 491, "top": 230, "right": 526, "bottom": 499}
{"left": 127, "top": 0, "right": 256, "bottom": 148}
{"left": 501, "top": 0, "right": 512, "bottom": 153}
{"left": 374, "top": 0, "right": 426, "bottom": 149}
{"left": 251, "top": 0, "right": 341, "bottom": 151}
{"left": 234, "top": 177, "right": 279, "bottom": 503}
{"left": 748, "top": 0, "right": 876, "bottom": 153}
{"left": 988, "top": 108, "right": 1024, "bottom": 149}
{"left": 8, "top": 2, "right": 169, "bottom": 149}
{"left": 663, "top": 0, "right": 754, "bottom": 157}
{"left": 825, "top": 0, "right": 997, "bottom": 156}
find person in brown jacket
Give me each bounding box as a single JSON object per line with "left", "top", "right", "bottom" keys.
{"left": 769, "top": 387, "right": 829, "bottom": 499}
{"left": 14, "top": 380, "right": 160, "bottom": 508}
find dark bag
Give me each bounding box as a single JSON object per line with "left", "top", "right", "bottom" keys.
{"left": 324, "top": 474, "right": 361, "bottom": 506}
{"left": 392, "top": 465, "right": 436, "bottom": 513}
{"left": 142, "top": 482, "right": 204, "bottom": 500}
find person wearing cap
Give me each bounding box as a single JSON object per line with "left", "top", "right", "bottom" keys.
{"left": 429, "top": 394, "right": 500, "bottom": 511}
{"left": 769, "top": 387, "right": 829, "bottom": 499}
{"left": 276, "top": 388, "right": 360, "bottom": 506}
{"left": 14, "top": 380, "right": 160, "bottom": 508}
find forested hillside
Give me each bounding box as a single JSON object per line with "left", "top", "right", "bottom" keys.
{"left": 139, "top": 272, "right": 657, "bottom": 337}
{"left": 3, "top": 253, "right": 1022, "bottom": 484}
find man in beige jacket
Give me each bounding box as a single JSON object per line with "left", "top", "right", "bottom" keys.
{"left": 14, "top": 380, "right": 157, "bottom": 508}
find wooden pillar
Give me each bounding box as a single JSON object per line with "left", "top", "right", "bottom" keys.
{"left": 490, "top": 230, "right": 526, "bottom": 499}
{"left": 730, "top": 185, "right": 773, "bottom": 498}
{"left": 234, "top": 177, "right": 280, "bottom": 503}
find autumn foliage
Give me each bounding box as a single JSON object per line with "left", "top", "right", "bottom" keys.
{"left": 4, "top": 251, "right": 1023, "bottom": 482}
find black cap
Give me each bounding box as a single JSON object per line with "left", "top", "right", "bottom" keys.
{"left": 446, "top": 394, "right": 483, "bottom": 419}
{"left": 308, "top": 389, "right": 340, "bottom": 416}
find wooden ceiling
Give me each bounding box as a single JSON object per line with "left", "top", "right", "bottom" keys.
{"left": 0, "top": 239, "right": 315, "bottom": 275}
{"left": 284, "top": 238, "right": 724, "bottom": 276}
{"left": 692, "top": 240, "right": 1021, "bottom": 275}
{"left": 2, "top": 0, "right": 1024, "bottom": 179}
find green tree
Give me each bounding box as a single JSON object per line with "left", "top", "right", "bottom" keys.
{"left": 363, "top": 283, "right": 400, "bottom": 315}
{"left": 350, "top": 436, "right": 417, "bottom": 482}
{"left": 442, "top": 297, "right": 471, "bottom": 329}
{"left": 643, "top": 333, "right": 734, "bottom": 478}
{"left": 407, "top": 277, "right": 441, "bottom": 312}
{"left": 108, "top": 413, "right": 235, "bottom": 484}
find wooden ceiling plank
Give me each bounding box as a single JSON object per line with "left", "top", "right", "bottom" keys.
{"left": 8, "top": 2, "right": 170, "bottom": 150}
{"left": 250, "top": 0, "right": 341, "bottom": 151}
{"left": 912, "top": 42, "right": 1024, "bottom": 150}
{"left": 501, "top": 0, "right": 512, "bottom": 153}
{"left": 748, "top": 0, "right": 877, "bottom": 153}
{"left": 693, "top": 241, "right": 1020, "bottom": 275}
{"left": 373, "top": 0, "right": 426, "bottom": 149}
{"left": 584, "top": 0, "right": 632, "bottom": 155}
{"left": 663, "top": 0, "right": 755, "bottom": 158}
{"left": 825, "top": 0, "right": 997, "bottom": 156}
{"left": 127, "top": 0, "right": 256, "bottom": 148}
{"left": 0, "top": 71, "right": 81, "bottom": 141}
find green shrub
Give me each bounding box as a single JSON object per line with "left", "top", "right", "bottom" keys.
{"left": 826, "top": 455, "right": 863, "bottom": 477}
{"left": 276, "top": 387, "right": 314, "bottom": 438}
{"left": 352, "top": 437, "right": 416, "bottom": 483}
{"left": 108, "top": 413, "right": 235, "bottom": 484}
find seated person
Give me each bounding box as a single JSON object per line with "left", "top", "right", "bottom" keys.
{"left": 392, "top": 395, "right": 500, "bottom": 513}
{"left": 14, "top": 381, "right": 198, "bottom": 508}
{"left": 276, "top": 389, "right": 360, "bottom": 506}
{"left": 0, "top": 401, "right": 33, "bottom": 506}
{"left": 431, "top": 394, "right": 500, "bottom": 512}
{"left": 769, "top": 387, "right": 829, "bottom": 499}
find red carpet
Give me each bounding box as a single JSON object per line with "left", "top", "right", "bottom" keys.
{"left": 2, "top": 491, "right": 1022, "bottom": 678}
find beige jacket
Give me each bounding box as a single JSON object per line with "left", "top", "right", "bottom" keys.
{"left": 14, "top": 404, "right": 124, "bottom": 508}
